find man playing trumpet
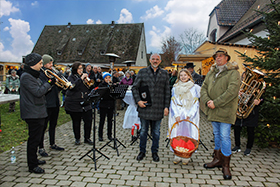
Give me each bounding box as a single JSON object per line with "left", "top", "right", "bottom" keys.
{"left": 38, "top": 54, "right": 64, "bottom": 157}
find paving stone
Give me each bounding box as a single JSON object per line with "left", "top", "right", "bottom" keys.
{"left": 1, "top": 110, "right": 280, "bottom": 187}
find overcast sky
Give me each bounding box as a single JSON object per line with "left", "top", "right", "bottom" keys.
{"left": 0, "top": 0, "right": 221, "bottom": 62}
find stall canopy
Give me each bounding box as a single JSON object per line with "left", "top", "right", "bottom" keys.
{"left": 176, "top": 41, "right": 258, "bottom": 75}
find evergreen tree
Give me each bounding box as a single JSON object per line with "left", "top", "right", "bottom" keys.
{"left": 237, "top": 0, "right": 280, "bottom": 147}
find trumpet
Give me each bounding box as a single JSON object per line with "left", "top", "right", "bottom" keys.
{"left": 41, "top": 67, "right": 74, "bottom": 90}
{"left": 83, "top": 77, "right": 95, "bottom": 89}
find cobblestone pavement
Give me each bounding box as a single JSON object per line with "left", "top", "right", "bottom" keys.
{"left": 0, "top": 109, "right": 279, "bottom": 187}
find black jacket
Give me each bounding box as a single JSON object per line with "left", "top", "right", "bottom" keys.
{"left": 235, "top": 105, "right": 260, "bottom": 127}
{"left": 98, "top": 81, "right": 114, "bottom": 109}
{"left": 91, "top": 71, "right": 103, "bottom": 86}
{"left": 64, "top": 73, "right": 92, "bottom": 113}
{"left": 39, "top": 67, "right": 60, "bottom": 108}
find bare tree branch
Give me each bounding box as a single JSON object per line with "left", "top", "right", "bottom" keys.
{"left": 180, "top": 28, "right": 206, "bottom": 54}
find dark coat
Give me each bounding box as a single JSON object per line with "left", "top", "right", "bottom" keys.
{"left": 169, "top": 76, "right": 177, "bottom": 88}
{"left": 20, "top": 70, "right": 51, "bottom": 120}
{"left": 39, "top": 67, "right": 60, "bottom": 108}
{"left": 132, "top": 66, "right": 170, "bottom": 121}
{"left": 64, "top": 73, "right": 92, "bottom": 113}
{"left": 91, "top": 71, "right": 103, "bottom": 86}
{"left": 192, "top": 71, "right": 203, "bottom": 86}
{"left": 98, "top": 81, "right": 114, "bottom": 109}
{"left": 235, "top": 105, "right": 260, "bottom": 127}
{"left": 112, "top": 76, "right": 120, "bottom": 84}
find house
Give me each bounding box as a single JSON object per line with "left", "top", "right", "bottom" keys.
{"left": 32, "top": 21, "right": 148, "bottom": 71}
{"left": 177, "top": 0, "right": 278, "bottom": 74}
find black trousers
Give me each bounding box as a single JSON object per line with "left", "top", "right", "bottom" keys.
{"left": 25, "top": 118, "right": 45, "bottom": 170}
{"left": 234, "top": 125, "right": 255, "bottom": 149}
{"left": 39, "top": 107, "right": 59, "bottom": 148}
{"left": 98, "top": 107, "right": 113, "bottom": 139}
{"left": 69, "top": 110, "right": 92, "bottom": 140}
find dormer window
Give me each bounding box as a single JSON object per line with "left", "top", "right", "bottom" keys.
{"left": 210, "top": 29, "right": 217, "bottom": 42}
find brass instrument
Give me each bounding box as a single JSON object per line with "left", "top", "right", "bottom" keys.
{"left": 83, "top": 77, "right": 95, "bottom": 89}
{"left": 41, "top": 67, "right": 74, "bottom": 90}
{"left": 237, "top": 64, "right": 266, "bottom": 119}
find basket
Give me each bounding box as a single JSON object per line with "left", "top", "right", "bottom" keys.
{"left": 169, "top": 119, "right": 200, "bottom": 158}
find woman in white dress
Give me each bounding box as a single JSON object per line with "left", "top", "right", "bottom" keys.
{"left": 168, "top": 69, "right": 200, "bottom": 165}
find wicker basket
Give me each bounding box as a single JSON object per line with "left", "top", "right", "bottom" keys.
{"left": 169, "top": 119, "right": 200, "bottom": 158}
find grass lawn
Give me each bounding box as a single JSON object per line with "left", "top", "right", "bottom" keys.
{"left": 0, "top": 98, "right": 71, "bottom": 153}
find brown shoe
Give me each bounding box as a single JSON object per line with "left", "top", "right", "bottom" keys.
{"left": 222, "top": 154, "right": 232, "bottom": 180}
{"left": 204, "top": 149, "right": 223, "bottom": 168}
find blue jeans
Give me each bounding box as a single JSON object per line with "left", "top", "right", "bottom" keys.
{"left": 139, "top": 119, "right": 161, "bottom": 154}
{"left": 212, "top": 121, "right": 232, "bottom": 156}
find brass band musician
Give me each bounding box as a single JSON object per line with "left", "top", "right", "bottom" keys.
{"left": 232, "top": 89, "right": 263, "bottom": 156}
{"left": 38, "top": 54, "right": 64, "bottom": 157}
{"left": 64, "top": 62, "right": 95, "bottom": 145}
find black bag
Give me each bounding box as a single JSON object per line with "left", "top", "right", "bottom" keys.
{"left": 139, "top": 85, "right": 152, "bottom": 106}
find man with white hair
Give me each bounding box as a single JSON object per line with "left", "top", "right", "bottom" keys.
{"left": 92, "top": 65, "right": 103, "bottom": 86}
{"left": 132, "top": 53, "right": 170, "bottom": 162}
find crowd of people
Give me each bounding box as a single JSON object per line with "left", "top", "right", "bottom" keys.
{"left": 15, "top": 48, "right": 260, "bottom": 180}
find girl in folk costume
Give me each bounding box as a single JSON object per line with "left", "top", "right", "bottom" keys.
{"left": 168, "top": 69, "right": 200, "bottom": 165}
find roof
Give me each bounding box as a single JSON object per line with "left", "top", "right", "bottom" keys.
{"left": 211, "top": 0, "right": 256, "bottom": 26}
{"left": 218, "top": 0, "right": 278, "bottom": 42}
{"left": 32, "top": 22, "right": 144, "bottom": 65}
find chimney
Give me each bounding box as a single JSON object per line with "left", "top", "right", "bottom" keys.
{"left": 67, "top": 22, "right": 71, "bottom": 28}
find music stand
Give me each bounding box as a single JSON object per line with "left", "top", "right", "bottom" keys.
{"left": 100, "top": 84, "right": 128, "bottom": 156}
{"left": 79, "top": 87, "right": 110, "bottom": 170}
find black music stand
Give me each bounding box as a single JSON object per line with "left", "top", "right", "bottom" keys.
{"left": 79, "top": 87, "right": 110, "bottom": 170}
{"left": 100, "top": 84, "right": 128, "bottom": 156}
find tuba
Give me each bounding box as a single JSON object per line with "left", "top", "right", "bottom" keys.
{"left": 236, "top": 64, "right": 266, "bottom": 119}
{"left": 41, "top": 67, "right": 74, "bottom": 90}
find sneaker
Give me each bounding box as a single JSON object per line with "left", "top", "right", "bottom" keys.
{"left": 50, "top": 144, "right": 64, "bottom": 151}
{"left": 244, "top": 148, "right": 251, "bottom": 156}
{"left": 84, "top": 139, "right": 94, "bottom": 145}
{"left": 38, "top": 148, "right": 48, "bottom": 157}
{"left": 29, "top": 166, "right": 45, "bottom": 174}
{"left": 38, "top": 160, "right": 46, "bottom": 165}
{"left": 75, "top": 139, "right": 81, "bottom": 145}
{"left": 232, "top": 146, "right": 241, "bottom": 153}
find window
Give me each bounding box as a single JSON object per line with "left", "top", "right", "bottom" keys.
{"left": 210, "top": 29, "right": 217, "bottom": 42}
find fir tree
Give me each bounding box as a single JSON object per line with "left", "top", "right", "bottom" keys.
{"left": 237, "top": 0, "right": 280, "bottom": 147}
